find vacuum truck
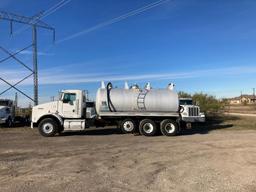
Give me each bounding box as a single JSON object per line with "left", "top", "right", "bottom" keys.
{"left": 31, "top": 82, "right": 205, "bottom": 137}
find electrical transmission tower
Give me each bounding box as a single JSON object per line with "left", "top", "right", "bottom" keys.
{"left": 0, "top": 11, "right": 55, "bottom": 106}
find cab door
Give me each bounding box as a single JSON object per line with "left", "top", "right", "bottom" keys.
{"left": 61, "top": 92, "right": 79, "bottom": 118}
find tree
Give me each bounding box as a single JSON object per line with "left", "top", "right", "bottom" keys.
{"left": 192, "top": 93, "right": 223, "bottom": 114}
{"left": 178, "top": 91, "right": 192, "bottom": 98}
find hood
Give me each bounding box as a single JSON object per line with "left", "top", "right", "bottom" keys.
{"left": 0, "top": 106, "right": 7, "bottom": 110}
{"left": 33, "top": 101, "right": 58, "bottom": 110}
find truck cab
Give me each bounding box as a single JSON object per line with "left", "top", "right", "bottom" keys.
{"left": 32, "top": 90, "right": 85, "bottom": 121}
{"left": 59, "top": 90, "right": 85, "bottom": 118}
{"left": 31, "top": 90, "right": 94, "bottom": 136}
{"left": 179, "top": 98, "right": 205, "bottom": 122}
{"left": 0, "top": 99, "right": 15, "bottom": 127}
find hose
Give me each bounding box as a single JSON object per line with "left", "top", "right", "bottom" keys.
{"left": 106, "top": 82, "right": 116, "bottom": 112}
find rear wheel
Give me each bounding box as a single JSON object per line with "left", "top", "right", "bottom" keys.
{"left": 160, "top": 119, "right": 179, "bottom": 136}
{"left": 139, "top": 119, "right": 157, "bottom": 136}
{"left": 119, "top": 119, "right": 136, "bottom": 134}
{"left": 38, "top": 118, "right": 58, "bottom": 137}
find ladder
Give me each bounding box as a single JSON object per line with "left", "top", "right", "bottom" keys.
{"left": 137, "top": 90, "right": 148, "bottom": 111}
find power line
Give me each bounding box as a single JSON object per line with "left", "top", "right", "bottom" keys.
{"left": 40, "top": 0, "right": 72, "bottom": 19}
{"left": 57, "top": 0, "right": 170, "bottom": 43}
{"left": 14, "top": 0, "right": 72, "bottom": 35}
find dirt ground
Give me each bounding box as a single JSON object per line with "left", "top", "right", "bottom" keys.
{"left": 1, "top": 116, "right": 256, "bottom": 192}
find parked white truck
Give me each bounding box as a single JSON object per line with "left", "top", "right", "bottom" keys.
{"left": 0, "top": 99, "right": 15, "bottom": 127}
{"left": 31, "top": 82, "right": 205, "bottom": 137}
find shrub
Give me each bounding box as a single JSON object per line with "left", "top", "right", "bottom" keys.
{"left": 192, "top": 93, "right": 223, "bottom": 114}
{"left": 178, "top": 91, "right": 192, "bottom": 98}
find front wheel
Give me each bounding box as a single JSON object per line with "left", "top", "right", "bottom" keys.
{"left": 160, "top": 119, "right": 179, "bottom": 136}
{"left": 38, "top": 118, "right": 58, "bottom": 137}
{"left": 5, "top": 117, "right": 13, "bottom": 128}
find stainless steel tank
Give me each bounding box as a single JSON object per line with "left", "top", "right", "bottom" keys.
{"left": 95, "top": 82, "right": 179, "bottom": 114}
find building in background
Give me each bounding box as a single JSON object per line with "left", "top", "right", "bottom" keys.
{"left": 229, "top": 95, "right": 256, "bottom": 105}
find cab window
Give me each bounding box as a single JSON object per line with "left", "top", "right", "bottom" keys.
{"left": 63, "top": 93, "right": 76, "bottom": 104}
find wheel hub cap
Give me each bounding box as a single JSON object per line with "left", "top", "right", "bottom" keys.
{"left": 123, "top": 121, "right": 134, "bottom": 132}
{"left": 143, "top": 123, "right": 154, "bottom": 134}
{"left": 165, "top": 123, "right": 175, "bottom": 134}
{"left": 42, "top": 123, "right": 54, "bottom": 134}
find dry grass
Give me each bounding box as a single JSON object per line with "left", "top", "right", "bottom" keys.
{"left": 180, "top": 115, "right": 256, "bottom": 136}
{"left": 225, "top": 104, "right": 256, "bottom": 114}
{"left": 2, "top": 123, "right": 256, "bottom": 191}
{"left": 221, "top": 115, "right": 256, "bottom": 130}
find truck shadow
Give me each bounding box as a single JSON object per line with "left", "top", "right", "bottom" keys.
{"left": 60, "top": 127, "right": 122, "bottom": 136}
{"left": 60, "top": 115, "right": 240, "bottom": 137}
{"left": 181, "top": 115, "right": 240, "bottom": 135}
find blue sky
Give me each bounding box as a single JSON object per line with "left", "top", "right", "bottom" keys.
{"left": 0, "top": 0, "right": 256, "bottom": 106}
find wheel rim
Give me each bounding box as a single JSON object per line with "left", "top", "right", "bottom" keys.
{"left": 165, "top": 123, "right": 175, "bottom": 134}
{"left": 123, "top": 121, "right": 134, "bottom": 132}
{"left": 143, "top": 123, "right": 154, "bottom": 134}
{"left": 42, "top": 123, "right": 54, "bottom": 134}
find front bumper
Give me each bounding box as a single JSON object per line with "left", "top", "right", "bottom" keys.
{"left": 182, "top": 114, "right": 205, "bottom": 123}
{"left": 0, "top": 118, "right": 7, "bottom": 124}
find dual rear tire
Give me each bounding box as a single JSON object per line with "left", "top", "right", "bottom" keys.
{"left": 160, "top": 119, "right": 179, "bottom": 136}
{"left": 139, "top": 119, "right": 179, "bottom": 136}
{"left": 120, "top": 118, "right": 179, "bottom": 136}
{"left": 139, "top": 119, "right": 157, "bottom": 136}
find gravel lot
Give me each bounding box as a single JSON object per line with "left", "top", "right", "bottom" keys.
{"left": 1, "top": 121, "right": 256, "bottom": 192}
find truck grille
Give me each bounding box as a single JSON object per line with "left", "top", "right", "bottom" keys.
{"left": 188, "top": 107, "right": 199, "bottom": 116}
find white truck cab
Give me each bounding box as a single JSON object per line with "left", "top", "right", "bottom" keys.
{"left": 32, "top": 90, "right": 85, "bottom": 122}
{"left": 179, "top": 98, "right": 205, "bottom": 123}
{"left": 31, "top": 90, "right": 90, "bottom": 136}
{"left": 0, "top": 99, "right": 15, "bottom": 127}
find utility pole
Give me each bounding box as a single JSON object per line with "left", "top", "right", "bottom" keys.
{"left": 14, "top": 92, "right": 18, "bottom": 108}
{"left": 32, "top": 26, "right": 38, "bottom": 105}
{"left": 0, "top": 11, "right": 55, "bottom": 106}
{"left": 253, "top": 88, "right": 255, "bottom": 103}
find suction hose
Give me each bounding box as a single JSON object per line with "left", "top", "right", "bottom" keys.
{"left": 106, "top": 82, "right": 116, "bottom": 112}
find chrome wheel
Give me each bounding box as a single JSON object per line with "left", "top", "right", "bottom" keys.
{"left": 143, "top": 123, "right": 154, "bottom": 134}
{"left": 42, "top": 123, "right": 54, "bottom": 134}
{"left": 160, "top": 119, "right": 178, "bottom": 136}
{"left": 123, "top": 121, "right": 134, "bottom": 132}
{"left": 164, "top": 123, "right": 176, "bottom": 134}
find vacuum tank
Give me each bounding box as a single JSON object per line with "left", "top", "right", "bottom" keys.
{"left": 95, "top": 82, "right": 179, "bottom": 114}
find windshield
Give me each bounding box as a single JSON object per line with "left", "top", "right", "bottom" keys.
{"left": 179, "top": 99, "right": 193, "bottom": 105}
{"left": 0, "top": 100, "right": 12, "bottom": 107}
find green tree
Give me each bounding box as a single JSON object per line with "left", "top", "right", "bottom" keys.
{"left": 192, "top": 93, "right": 223, "bottom": 114}
{"left": 178, "top": 91, "right": 192, "bottom": 98}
